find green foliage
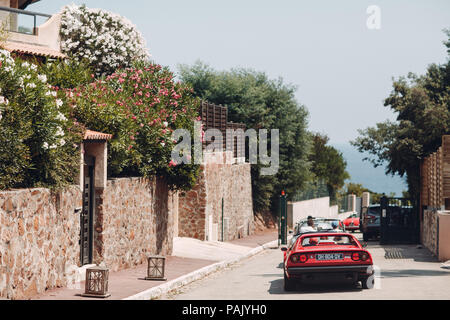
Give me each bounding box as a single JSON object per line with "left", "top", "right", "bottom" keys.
{"left": 0, "top": 50, "right": 82, "bottom": 190}
{"left": 39, "top": 59, "right": 94, "bottom": 89}
{"left": 344, "top": 182, "right": 370, "bottom": 197}
{"left": 292, "top": 179, "right": 329, "bottom": 202}
{"left": 352, "top": 30, "right": 450, "bottom": 202}
{"left": 179, "top": 61, "right": 312, "bottom": 213}
{"left": 309, "top": 132, "right": 349, "bottom": 201}
{"left": 339, "top": 182, "right": 384, "bottom": 204}
{"left": 67, "top": 62, "right": 200, "bottom": 191}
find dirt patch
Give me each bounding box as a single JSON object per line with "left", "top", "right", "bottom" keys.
{"left": 253, "top": 211, "right": 278, "bottom": 231}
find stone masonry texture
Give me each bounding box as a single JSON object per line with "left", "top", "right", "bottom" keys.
{"left": 178, "top": 152, "right": 254, "bottom": 241}
{"left": 0, "top": 187, "right": 82, "bottom": 300}
{"left": 0, "top": 176, "right": 177, "bottom": 299}
{"left": 422, "top": 209, "right": 438, "bottom": 256}
{"left": 93, "top": 177, "right": 176, "bottom": 272}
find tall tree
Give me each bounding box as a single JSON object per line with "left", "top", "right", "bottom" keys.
{"left": 309, "top": 133, "right": 349, "bottom": 202}
{"left": 352, "top": 30, "right": 450, "bottom": 201}
{"left": 178, "top": 62, "right": 312, "bottom": 214}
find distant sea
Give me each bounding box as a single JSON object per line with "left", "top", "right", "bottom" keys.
{"left": 332, "top": 143, "right": 408, "bottom": 197}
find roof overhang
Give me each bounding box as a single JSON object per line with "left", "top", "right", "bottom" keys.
{"left": 84, "top": 130, "right": 113, "bottom": 142}
{"left": 19, "top": 0, "right": 41, "bottom": 10}
{"left": 1, "top": 41, "right": 67, "bottom": 60}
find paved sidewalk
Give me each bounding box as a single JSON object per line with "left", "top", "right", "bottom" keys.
{"left": 33, "top": 229, "right": 278, "bottom": 300}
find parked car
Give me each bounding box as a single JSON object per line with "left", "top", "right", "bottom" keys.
{"left": 294, "top": 217, "right": 345, "bottom": 236}
{"left": 281, "top": 232, "right": 374, "bottom": 291}
{"left": 343, "top": 213, "right": 360, "bottom": 232}
{"left": 361, "top": 205, "right": 381, "bottom": 241}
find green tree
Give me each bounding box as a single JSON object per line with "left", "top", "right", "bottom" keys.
{"left": 309, "top": 132, "right": 349, "bottom": 202}
{"left": 340, "top": 183, "right": 385, "bottom": 204}
{"left": 178, "top": 62, "right": 312, "bottom": 213}
{"left": 351, "top": 30, "right": 450, "bottom": 202}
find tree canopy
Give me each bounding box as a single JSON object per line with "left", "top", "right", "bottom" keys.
{"left": 309, "top": 132, "right": 349, "bottom": 202}
{"left": 352, "top": 30, "right": 450, "bottom": 201}
{"left": 178, "top": 62, "right": 312, "bottom": 213}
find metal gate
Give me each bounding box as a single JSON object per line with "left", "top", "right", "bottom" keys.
{"left": 80, "top": 156, "right": 95, "bottom": 265}
{"left": 379, "top": 197, "right": 419, "bottom": 245}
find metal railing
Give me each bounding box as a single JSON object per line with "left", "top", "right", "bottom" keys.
{"left": 0, "top": 6, "right": 51, "bottom": 36}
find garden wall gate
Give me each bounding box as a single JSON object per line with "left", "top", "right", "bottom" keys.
{"left": 379, "top": 197, "right": 419, "bottom": 245}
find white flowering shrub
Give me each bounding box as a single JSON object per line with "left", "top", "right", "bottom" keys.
{"left": 60, "top": 4, "right": 150, "bottom": 76}
{"left": 0, "top": 49, "right": 83, "bottom": 189}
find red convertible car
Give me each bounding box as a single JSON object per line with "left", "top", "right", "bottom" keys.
{"left": 343, "top": 213, "right": 360, "bottom": 232}
{"left": 282, "top": 232, "right": 374, "bottom": 291}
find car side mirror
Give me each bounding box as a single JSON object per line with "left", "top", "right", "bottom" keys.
{"left": 281, "top": 247, "right": 288, "bottom": 252}
{"left": 288, "top": 230, "right": 293, "bottom": 234}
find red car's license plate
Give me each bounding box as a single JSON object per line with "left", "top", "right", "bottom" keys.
{"left": 316, "top": 253, "right": 344, "bottom": 261}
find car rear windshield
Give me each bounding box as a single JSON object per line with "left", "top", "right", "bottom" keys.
{"left": 301, "top": 235, "right": 358, "bottom": 247}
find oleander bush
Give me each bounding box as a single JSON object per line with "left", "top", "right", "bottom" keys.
{"left": 0, "top": 49, "right": 83, "bottom": 190}
{"left": 39, "top": 58, "right": 94, "bottom": 89}
{"left": 66, "top": 61, "right": 200, "bottom": 191}
{"left": 60, "top": 4, "right": 149, "bottom": 76}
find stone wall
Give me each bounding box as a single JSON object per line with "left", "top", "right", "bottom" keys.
{"left": 0, "top": 187, "right": 82, "bottom": 300}
{"left": 422, "top": 209, "right": 439, "bottom": 256}
{"left": 93, "top": 177, "right": 176, "bottom": 272}
{"left": 0, "top": 176, "right": 177, "bottom": 299}
{"left": 177, "top": 172, "right": 207, "bottom": 240}
{"left": 178, "top": 152, "right": 254, "bottom": 241}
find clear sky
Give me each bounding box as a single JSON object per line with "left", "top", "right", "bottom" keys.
{"left": 31, "top": 0, "right": 450, "bottom": 144}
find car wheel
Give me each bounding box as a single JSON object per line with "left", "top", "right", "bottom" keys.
{"left": 284, "top": 272, "right": 295, "bottom": 292}
{"left": 361, "top": 276, "right": 374, "bottom": 289}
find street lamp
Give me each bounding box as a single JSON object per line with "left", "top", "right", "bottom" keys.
{"left": 145, "top": 256, "right": 167, "bottom": 281}
{"left": 81, "top": 266, "right": 111, "bottom": 298}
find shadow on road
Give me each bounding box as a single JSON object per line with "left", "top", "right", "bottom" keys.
{"left": 379, "top": 268, "right": 450, "bottom": 278}
{"left": 364, "top": 239, "right": 439, "bottom": 263}
{"left": 268, "top": 278, "right": 363, "bottom": 295}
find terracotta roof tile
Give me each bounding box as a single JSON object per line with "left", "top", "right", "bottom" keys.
{"left": 2, "top": 41, "right": 67, "bottom": 59}
{"left": 84, "top": 130, "right": 112, "bottom": 141}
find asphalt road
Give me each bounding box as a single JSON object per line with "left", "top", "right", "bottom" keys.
{"left": 163, "top": 233, "right": 450, "bottom": 300}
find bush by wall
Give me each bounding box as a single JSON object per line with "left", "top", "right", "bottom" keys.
{"left": 0, "top": 49, "right": 82, "bottom": 190}
{"left": 66, "top": 62, "right": 200, "bottom": 191}
{"left": 60, "top": 4, "right": 149, "bottom": 76}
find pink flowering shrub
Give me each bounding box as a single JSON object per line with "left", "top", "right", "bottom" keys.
{"left": 67, "top": 62, "right": 200, "bottom": 190}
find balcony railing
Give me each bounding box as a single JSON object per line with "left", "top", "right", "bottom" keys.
{"left": 0, "top": 6, "right": 51, "bottom": 36}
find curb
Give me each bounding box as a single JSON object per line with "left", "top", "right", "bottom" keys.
{"left": 122, "top": 239, "right": 279, "bottom": 300}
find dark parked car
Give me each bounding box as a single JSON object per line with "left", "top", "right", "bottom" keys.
{"left": 361, "top": 205, "right": 380, "bottom": 241}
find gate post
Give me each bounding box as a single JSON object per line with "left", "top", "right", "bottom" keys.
{"left": 279, "top": 191, "right": 287, "bottom": 246}
{"left": 380, "top": 196, "right": 388, "bottom": 245}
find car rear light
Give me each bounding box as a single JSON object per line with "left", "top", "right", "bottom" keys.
{"left": 360, "top": 252, "right": 369, "bottom": 261}
{"left": 351, "top": 252, "right": 360, "bottom": 261}
{"left": 290, "top": 254, "right": 308, "bottom": 263}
